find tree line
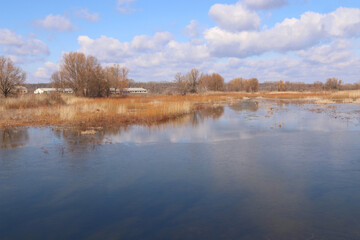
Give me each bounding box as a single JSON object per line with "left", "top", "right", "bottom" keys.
{"left": 261, "top": 78, "right": 358, "bottom": 92}
{"left": 1, "top": 53, "right": 360, "bottom": 98}
{"left": 0, "top": 53, "right": 131, "bottom": 98}
{"left": 51, "top": 52, "right": 130, "bottom": 97}
{"left": 173, "top": 70, "right": 259, "bottom": 94}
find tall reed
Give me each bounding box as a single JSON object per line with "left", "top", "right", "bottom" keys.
{"left": 1, "top": 90, "right": 359, "bottom": 128}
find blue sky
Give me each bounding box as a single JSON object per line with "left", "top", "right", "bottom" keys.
{"left": 1, "top": 0, "right": 360, "bottom": 83}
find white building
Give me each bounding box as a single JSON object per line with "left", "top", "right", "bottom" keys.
{"left": 124, "top": 88, "right": 148, "bottom": 94}
{"left": 62, "top": 88, "right": 74, "bottom": 94}
{"left": 109, "top": 88, "right": 148, "bottom": 94}
{"left": 34, "top": 88, "right": 57, "bottom": 94}
{"left": 34, "top": 88, "right": 74, "bottom": 94}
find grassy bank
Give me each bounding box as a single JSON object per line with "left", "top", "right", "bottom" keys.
{"left": 1, "top": 90, "right": 360, "bottom": 128}
{"left": 0, "top": 93, "right": 242, "bottom": 128}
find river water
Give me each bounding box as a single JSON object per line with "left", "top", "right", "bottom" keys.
{"left": 1, "top": 100, "right": 360, "bottom": 239}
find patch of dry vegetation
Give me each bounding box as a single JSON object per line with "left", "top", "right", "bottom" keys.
{"left": 248, "top": 90, "right": 360, "bottom": 104}
{"left": 1, "top": 93, "right": 65, "bottom": 110}
{"left": 0, "top": 93, "right": 244, "bottom": 128}
{"left": 1, "top": 90, "right": 360, "bottom": 128}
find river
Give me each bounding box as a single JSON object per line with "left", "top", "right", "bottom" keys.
{"left": 1, "top": 100, "right": 360, "bottom": 239}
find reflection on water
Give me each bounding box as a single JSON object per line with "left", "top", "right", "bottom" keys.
{"left": 1, "top": 100, "right": 360, "bottom": 240}
{"left": 189, "top": 106, "right": 225, "bottom": 127}
{"left": 0, "top": 128, "right": 29, "bottom": 149}
{"left": 228, "top": 99, "right": 259, "bottom": 112}
{"left": 49, "top": 106, "right": 227, "bottom": 151}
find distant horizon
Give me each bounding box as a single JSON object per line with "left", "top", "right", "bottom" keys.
{"left": 23, "top": 78, "right": 358, "bottom": 86}
{"left": 1, "top": 0, "right": 360, "bottom": 84}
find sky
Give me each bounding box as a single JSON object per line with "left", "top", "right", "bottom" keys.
{"left": 1, "top": 0, "right": 360, "bottom": 83}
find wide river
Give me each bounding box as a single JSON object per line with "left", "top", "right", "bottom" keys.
{"left": 1, "top": 100, "right": 360, "bottom": 239}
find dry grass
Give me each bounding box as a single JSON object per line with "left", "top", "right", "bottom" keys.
{"left": 0, "top": 93, "right": 243, "bottom": 128}
{"left": 1, "top": 90, "right": 360, "bottom": 128}
{"left": 0, "top": 93, "right": 65, "bottom": 110}
{"left": 330, "top": 90, "right": 360, "bottom": 99}
{"left": 245, "top": 90, "right": 360, "bottom": 104}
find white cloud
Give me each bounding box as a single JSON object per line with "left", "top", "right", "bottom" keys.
{"left": 76, "top": 8, "right": 100, "bottom": 22}
{"left": 78, "top": 35, "right": 131, "bottom": 60}
{"left": 0, "top": 29, "right": 23, "bottom": 45}
{"left": 132, "top": 32, "right": 175, "bottom": 51}
{"left": 243, "top": 0, "right": 288, "bottom": 10}
{"left": 78, "top": 34, "right": 210, "bottom": 65}
{"left": 183, "top": 20, "right": 201, "bottom": 37}
{"left": 76, "top": 32, "right": 212, "bottom": 81}
{"left": 34, "top": 14, "right": 75, "bottom": 32}
{"left": 296, "top": 39, "right": 354, "bottom": 65}
{"left": 0, "top": 29, "right": 49, "bottom": 63}
{"left": 209, "top": 2, "right": 261, "bottom": 32}
{"left": 76, "top": 35, "right": 360, "bottom": 83}
{"left": 31, "top": 6, "right": 356, "bottom": 84}
{"left": 34, "top": 62, "right": 58, "bottom": 80}
{"left": 126, "top": 39, "right": 210, "bottom": 70}
{"left": 207, "top": 39, "right": 360, "bottom": 83}
{"left": 117, "top": 0, "right": 137, "bottom": 14}
{"left": 205, "top": 7, "right": 360, "bottom": 58}
{"left": 78, "top": 32, "right": 175, "bottom": 62}
{"left": 75, "top": 24, "right": 360, "bottom": 83}
{"left": 3, "top": 39, "right": 49, "bottom": 56}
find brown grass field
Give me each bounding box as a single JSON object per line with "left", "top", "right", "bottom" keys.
{"left": 1, "top": 90, "right": 360, "bottom": 128}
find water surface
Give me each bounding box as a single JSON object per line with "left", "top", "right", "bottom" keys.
{"left": 1, "top": 100, "right": 360, "bottom": 239}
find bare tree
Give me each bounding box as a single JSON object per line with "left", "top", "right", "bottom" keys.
{"left": 228, "top": 78, "right": 244, "bottom": 91}
{"left": 277, "top": 80, "right": 290, "bottom": 91}
{"left": 86, "top": 56, "right": 106, "bottom": 97}
{"left": 120, "top": 66, "right": 129, "bottom": 81}
{"left": 104, "top": 64, "right": 130, "bottom": 96}
{"left": 243, "top": 79, "right": 251, "bottom": 92}
{"left": 249, "top": 78, "right": 259, "bottom": 92}
{"left": 227, "top": 78, "right": 258, "bottom": 92}
{"left": 119, "top": 66, "right": 130, "bottom": 94}
{"left": 312, "top": 81, "right": 324, "bottom": 91}
{"left": 51, "top": 71, "right": 65, "bottom": 89}
{"left": 174, "top": 72, "right": 187, "bottom": 95}
{"left": 174, "top": 69, "right": 201, "bottom": 94}
{"left": 198, "top": 73, "right": 224, "bottom": 92}
{"left": 186, "top": 69, "right": 200, "bottom": 93}
{"left": 0, "top": 56, "right": 26, "bottom": 97}
{"left": 104, "top": 66, "right": 117, "bottom": 96}
{"left": 325, "top": 77, "right": 342, "bottom": 91}
{"left": 59, "top": 52, "right": 88, "bottom": 96}
{"left": 243, "top": 78, "right": 259, "bottom": 92}
{"left": 55, "top": 52, "right": 108, "bottom": 97}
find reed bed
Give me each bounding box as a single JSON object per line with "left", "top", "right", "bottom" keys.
{"left": 1, "top": 90, "right": 359, "bottom": 128}
{"left": 0, "top": 94, "right": 241, "bottom": 128}
{"left": 1, "top": 94, "right": 65, "bottom": 110}
{"left": 330, "top": 90, "right": 360, "bottom": 99}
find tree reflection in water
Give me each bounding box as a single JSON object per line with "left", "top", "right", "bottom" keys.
{"left": 189, "top": 106, "right": 225, "bottom": 127}
{"left": 228, "top": 99, "right": 259, "bottom": 113}
{"left": 0, "top": 106, "right": 226, "bottom": 151}
{"left": 50, "top": 106, "right": 226, "bottom": 151}
{"left": 51, "top": 127, "right": 130, "bottom": 152}
{"left": 0, "top": 128, "right": 29, "bottom": 149}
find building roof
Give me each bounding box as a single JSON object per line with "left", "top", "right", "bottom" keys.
{"left": 124, "top": 88, "right": 147, "bottom": 91}
{"left": 35, "top": 88, "right": 57, "bottom": 91}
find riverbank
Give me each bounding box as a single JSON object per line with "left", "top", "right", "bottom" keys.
{"left": 1, "top": 90, "right": 360, "bottom": 128}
